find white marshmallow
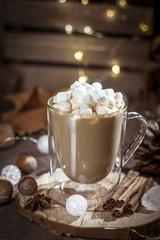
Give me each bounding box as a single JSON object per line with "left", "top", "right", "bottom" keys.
{"left": 96, "top": 105, "right": 113, "bottom": 115}
{"left": 70, "top": 81, "right": 81, "bottom": 90}
{"left": 58, "top": 101, "right": 71, "bottom": 112}
{"left": 103, "top": 89, "right": 114, "bottom": 97}
{"left": 52, "top": 96, "right": 57, "bottom": 103}
{"left": 53, "top": 103, "right": 59, "bottom": 109}
{"left": 80, "top": 108, "right": 92, "bottom": 116}
{"left": 70, "top": 98, "right": 82, "bottom": 110}
{"left": 114, "top": 92, "right": 123, "bottom": 102}
{"left": 56, "top": 91, "right": 71, "bottom": 103}
{"left": 72, "top": 85, "right": 87, "bottom": 99}
{"left": 80, "top": 103, "right": 91, "bottom": 110}
{"left": 81, "top": 94, "right": 95, "bottom": 107}
{"left": 91, "top": 90, "right": 106, "bottom": 104}
{"left": 92, "top": 82, "right": 102, "bottom": 91}
{"left": 84, "top": 83, "right": 95, "bottom": 94}
{"left": 103, "top": 96, "right": 116, "bottom": 108}
{"left": 71, "top": 109, "right": 80, "bottom": 115}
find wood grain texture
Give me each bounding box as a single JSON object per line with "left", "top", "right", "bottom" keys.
{"left": 4, "top": 0, "right": 154, "bottom": 36}
{"left": 3, "top": 32, "right": 150, "bottom": 69}
{"left": 7, "top": 63, "right": 143, "bottom": 97}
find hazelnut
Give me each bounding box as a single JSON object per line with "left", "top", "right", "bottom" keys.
{"left": 0, "top": 177, "right": 13, "bottom": 205}
{"left": 16, "top": 155, "right": 37, "bottom": 174}
{"left": 18, "top": 176, "right": 38, "bottom": 195}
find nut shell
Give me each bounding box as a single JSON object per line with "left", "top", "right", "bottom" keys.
{"left": 18, "top": 176, "right": 38, "bottom": 195}
{"left": 0, "top": 177, "right": 13, "bottom": 205}
{"left": 16, "top": 155, "right": 37, "bottom": 174}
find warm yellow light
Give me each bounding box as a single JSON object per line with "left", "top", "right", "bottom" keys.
{"left": 83, "top": 26, "right": 93, "bottom": 35}
{"left": 59, "top": 0, "right": 67, "bottom": 3}
{"left": 112, "top": 65, "right": 120, "bottom": 75}
{"left": 74, "top": 51, "right": 84, "bottom": 61}
{"left": 81, "top": 0, "right": 89, "bottom": 5}
{"left": 65, "top": 24, "right": 73, "bottom": 34}
{"left": 106, "top": 9, "right": 116, "bottom": 18}
{"left": 139, "top": 23, "right": 149, "bottom": 32}
{"left": 78, "top": 75, "right": 88, "bottom": 84}
{"left": 117, "top": 0, "right": 127, "bottom": 8}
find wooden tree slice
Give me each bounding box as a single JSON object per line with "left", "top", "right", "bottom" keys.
{"left": 16, "top": 172, "right": 160, "bottom": 240}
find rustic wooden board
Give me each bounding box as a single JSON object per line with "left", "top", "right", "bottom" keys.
{"left": 3, "top": 32, "right": 150, "bottom": 69}
{"left": 7, "top": 63, "right": 143, "bottom": 97}
{"left": 16, "top": 172, "right": 160, "bottom": 240}
{"left": 4, "top": 0, "right": 153, "bottom": 36}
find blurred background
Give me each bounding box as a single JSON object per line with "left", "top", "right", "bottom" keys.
{"left": 0, "top": 0, "right": 160, "bottom": 115}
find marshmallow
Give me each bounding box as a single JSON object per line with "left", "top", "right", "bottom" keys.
{"left": 104, "top": 96, "right": 116, "bottom": 108}
{"left": 58, "top": 101, "right": 71, "bottom": 112}
{"left": 103, "top": 89, "right": 114, "bottom": 97}
{"left": 92, "top": 82, "right": 102, "bottom": 91}
{"left": 53, "top": 103, "right": 59, "bottom": 109}
{"left": 70, "top": 81, "right": 82, "bottom": 90}
{"left": 52, "top": 81, "right": 125, "bottom": 116}
{"left": 70, "top": 98, "right": 82, "bottom": 110}
{"left": 72, "top": 109, "right": 80, "bottom": 115}
{"left": 114, "top": 92, "right": 123, "bottom": 102}
{"left": 91, "top": 90, "right": 106, "bottom": 104}
{"left": 84, "top": 83, "right": 95, "bottom": 94}
{"left": 96, "top": 105, "right": 113, "bottom": 115}
{"left": 80, "top": 103, "right": 91, "bottom": 110}
{"left": 81, "top": 94, "right": 95, "bottom": 107}
{"left": 56, "top": 91, "right": 71, "bottom": 103}
{"left": 80, "top": 108, "right": 92, "bottom": 116}
{"left": 72, "top": 85, "right": 87, "bottom": 99}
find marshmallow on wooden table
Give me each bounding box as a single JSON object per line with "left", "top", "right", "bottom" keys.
{"left": 92, "top": 82, "right": 102, "bottom": 91}
{"left": 70, "top": 98, "right": 82, "bottom": 110}
{"left": 91, "top": 90, "right": 106, "bottom": 104}
{"left": 58, "top": 101, "right": 71, "bottom": 112}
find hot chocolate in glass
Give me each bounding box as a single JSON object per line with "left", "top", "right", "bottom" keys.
{"left": 48, "top": 81, "right": 147, "bottom": 205}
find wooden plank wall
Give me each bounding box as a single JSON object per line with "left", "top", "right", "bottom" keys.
{"left": 1, "top": 0, "right": 154, "bottom": 99}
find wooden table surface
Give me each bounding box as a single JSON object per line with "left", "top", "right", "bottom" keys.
{"left": 0, "top": 134, "right": 160, "bottom": 240}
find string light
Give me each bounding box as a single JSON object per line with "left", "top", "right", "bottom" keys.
{"left": 81, "top": 0, "right": 89, "bottom": 5}
{"left": 116, "top": 0, "right": 127, "bottom": 8}
{"left": 112, "top": 65, "right": 120, "bottom": 75}
{"left": 139, "top": 23, "right": 149, "bottom": 32}
{"left": 65, "top": 24, "right": 73, "bottom": 34}
{"left": 106, "top": 9, "right": 116, "bottom": 18}
{"left": 74, "top": 51, "right": 84, "bottom": 61}
{"left": 83, "top": 26, "right": 93, "bottom": 35}
{"left": 59, "top": 0, "right": 67, "bottom": 3}
{"left": 78, "top": 75, "right": 88, "bottom": 84}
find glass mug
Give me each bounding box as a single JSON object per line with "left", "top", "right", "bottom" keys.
{"left": 47, "top": 98, "right": 147, "bottom": 199}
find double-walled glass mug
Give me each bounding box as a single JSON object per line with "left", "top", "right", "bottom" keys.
{"left": 47, "top": 98, "right": 147, "bottom": 205}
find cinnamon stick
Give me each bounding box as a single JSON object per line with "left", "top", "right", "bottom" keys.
{"left": 125, "top": 177, "right": 153, "bottom": 214}
{"left": 117, "top": 177, "right": 145, "bottom": 207}
{"left": 103, "top": 170, "right": 139, "bottom": 210}
{"left": 111, "top": 205, "right": 125, "bottom": 218}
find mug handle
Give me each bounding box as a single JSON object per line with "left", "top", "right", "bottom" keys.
{"left": 123, "top": 112, "right": 147, "bottom": 165}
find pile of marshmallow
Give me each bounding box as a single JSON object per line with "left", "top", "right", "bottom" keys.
{"left": 52, "top": 81, "right": 124, "bottom": 116}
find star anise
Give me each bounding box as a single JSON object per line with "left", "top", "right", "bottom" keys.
{"left": 24, "top": 194, "right": 51, "bottom": 212}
